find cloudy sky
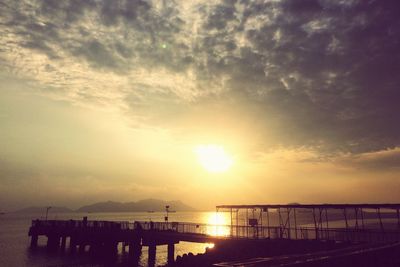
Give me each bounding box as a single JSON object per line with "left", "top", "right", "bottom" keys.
{"left": 1, "top": 0, "right": 400, "bottom": 211}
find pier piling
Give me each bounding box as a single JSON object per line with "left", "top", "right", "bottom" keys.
{"left": 30, "top": 235, "right": 38, "bottom": 248}
{"left": 47, "top": 235, "right": 60, "bottom": 251}
{"left": 60, "top": 236, "right": 66, "bottom": 251}
{"left": 148, "top": 244, "right": 156, "bottom": 267}
{"left": 168, "top": 243, "right": 175, "bottom": 265}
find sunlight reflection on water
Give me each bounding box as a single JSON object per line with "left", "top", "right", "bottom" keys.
{"left": 205, "top": 211, "right": 230, "bottom": 236}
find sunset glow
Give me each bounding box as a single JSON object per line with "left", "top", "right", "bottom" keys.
{"left": 194, "top": 145, "right": 234, "bottom": 173}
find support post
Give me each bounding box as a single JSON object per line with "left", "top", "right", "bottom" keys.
{"left": 236, "top": 209, "right": 239, "bottom": 237}
{"left": 355, "top": 208, "right": 359, "bottom": 229}
{"left": 377, "top": 208, "right": 384, "bottom": 232}
{"left": 344, "top": 208, "right": 349, "bottom": 242}
{"left": 30, "top": 235, "right": 38, "bottom": 248}
{"left": 148, "top": 244, "right": 156, "bottom": 267}
{"left": 278, "top": 208, "right": 282, "bottom": 238}
{"left": 47, "top": 235, "right": 60, "bottom": 251}
{"left": 266, "top": 208, "right": 270, "bottom": 238}
{"left": 79, "top": 244, "right": 85, "bottom": 253}
{"left": 312, "top": 208, "right": 318, "bottom": 240}
{"left": 294, "top": 209, "right": 297, "bottom": 239}
{"left": 70, "top": 237, "right": 77, "bottom": 254}
{"left": 122, "top": 242, "right": 126, "bottom": 253}
{"left": 287, "top": 208, "right": 291, "bottom": 239}
{"left": 344, "top": 208, "right": 348, "bottom": 229}
{"left": 325, "top": 209, "right": 329, "bottom": 239}
{"left": 167, "top": 243, "right": 175, "bottom": 265}
{"left": 216, "top": 207, "right": 219, "bottom": 237}
{"left": 246, "top": 208, "right": 248, "bottom": 238}
{"left": 129, "top": 242, "right": 135, "bottom": 257}
{"left": 61, "top": 236, "right": 67, "bottom": 251}
{"left": 129, "top": 239, "right": 142, "bottom": 258}
{"left": 230, "top": 208, "right": 233, "bottom": 237}
{"left": 361, "top": 208, "right": 365, "bottom": 230}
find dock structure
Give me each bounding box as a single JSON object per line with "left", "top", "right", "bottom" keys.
{"left": 28, "top": 204, "right": 400, "bottom": 266}
{"left": 216, "top": 203, "right": 400, "bottom": 242}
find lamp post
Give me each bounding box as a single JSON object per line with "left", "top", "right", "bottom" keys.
{"left": 165, "top": 205, "right": 170, "bottom": 222}
{"left": 45, "top": 206, "right": 52, "bottom": 221}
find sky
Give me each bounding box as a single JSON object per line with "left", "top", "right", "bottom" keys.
{"left": 1, "top": 0, "right": 400, "bottom": 211}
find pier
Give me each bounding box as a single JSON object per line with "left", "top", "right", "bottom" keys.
{"left": 28, "top": 204, "right": 400, "bottom": 266}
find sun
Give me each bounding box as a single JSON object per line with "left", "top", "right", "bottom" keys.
{"left": 194, "top": 145, "right": 234, "bottom": 173}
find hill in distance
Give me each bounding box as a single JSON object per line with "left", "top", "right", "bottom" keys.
{"left": 77, "top": 199, "right": 195, "bottom": 213}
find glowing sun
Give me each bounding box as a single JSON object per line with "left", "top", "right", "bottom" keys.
{"left": 194, "top": 145, "right": 233, "bottom": 173}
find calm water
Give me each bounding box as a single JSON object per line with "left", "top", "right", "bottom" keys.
{"left": 0, "top": 211, "right": 221, "bottom": 267}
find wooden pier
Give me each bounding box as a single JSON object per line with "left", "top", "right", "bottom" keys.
{"left": 28, "top": 204, "right": 400, "bottom": 266}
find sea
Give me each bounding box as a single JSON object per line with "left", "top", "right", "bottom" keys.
{"left": 0, "top": 211, "right": 221, "bottom": 267}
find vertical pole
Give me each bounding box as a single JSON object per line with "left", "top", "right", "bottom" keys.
{"left": 318, "top": 208, "right": 323, "bottom": 240}
{"left": 278, "top": 208, "right": 282, "bottom": 238}
{"left": 148, "top": 244, "right": 156, "bottom": 267}
{"left": 325, "top": 208, "right": 329, "bottom": 240}
{"left": 167, "top": 243, "right": 175, "bottom": 265}
{"left": 325, "top": 208, "right": 329, "bottom": 229}
{"left": 294, "top": 208, "right": 297, "bottom": 239}
{"left": 355, "top": 208, "right": 359, "bottom": 229}
{"left": 45, "top": 206, "right": 51, "bottom": 221}
{"left": 129, "top": 238, "right": 142, "bottom": 258}
{"left": 361, "top": 208, "right": 365, "bottom": 230}
{"left": 267, "top": 208, "right": 270, "bottom": 238}
{"left": 70, "top": 237, "right": 76, "bottom": 254}
{"left": 216, "top": 207, "right": 218, "bottom": 237}
{"left": 344, "top": 208, "right": 349, "bottom": 242}
{"left": 79, "top": 243, "right": 85, "bottom": 253}
{"left": 287, "top": 208, "right": 291, "bottom": 239}
{"left": 61, "top": 236, "right": 66, "bottom": 251}
{"left": 260, "top": 208, "right": 263, "bottom": 237}
{"left": 246, "top": 208, "right": 248, "bottom": 238}
{"left": 397, "top": 208, "right": 400, "bottom": 231}
{"left": 230, "top": 208, "right": 233, "bottom": 237}
{"left": 30, "top": 235, "right": 38, "bottom": 248}
{"left": 252, "top": 208, "right": 256, "bottom": 238}
{"left": 236, "top": 209, "right": 239, "bottom": 237}
{"left": 319, "top": 208, "right": 323, "bottom": 229}
{"left": 377, "top": 208, "right": 384, "bottom": 232}
{"left": 129, "top": 242, "right": 135, "bottom": 257}
{"left": 312, "top": 208, "right": 318, "bottom": 240}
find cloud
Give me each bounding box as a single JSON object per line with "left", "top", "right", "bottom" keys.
{"left": 336, "top": 148, "right": 400, "bottom": 171}
{"left": 1, "top": 0, "right": 400, "bottom": 156}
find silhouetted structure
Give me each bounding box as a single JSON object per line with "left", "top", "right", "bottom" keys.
{"left": 216, "top": 204, "right": 400, "bottom": 241}
{"left": 28, "top": 203, "right": 400, "bottom": 266}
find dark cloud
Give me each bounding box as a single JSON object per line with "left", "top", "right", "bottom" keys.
{"left": 1, "top": 0, "right": 400, "bottom": 156}
{"left": 196, "top": 0, "right": 400, "bottom": 155}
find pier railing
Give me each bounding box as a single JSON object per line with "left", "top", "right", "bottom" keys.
{"left": 134, "top": 221, "right": 400, "bottom": 243}
{"left": 31, "top": 219, "right": 135, "bottom": 230}
{"left": 30, "top": 219, "right": 400, "bottom": 243}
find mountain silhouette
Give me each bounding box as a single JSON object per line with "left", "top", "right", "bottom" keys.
{"left": 76, "top": 199, "right": 195, "bottom": 213}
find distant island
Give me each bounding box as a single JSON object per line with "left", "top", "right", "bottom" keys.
{"left": 13, "top": 199, "right": 195, "bottom": 213}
